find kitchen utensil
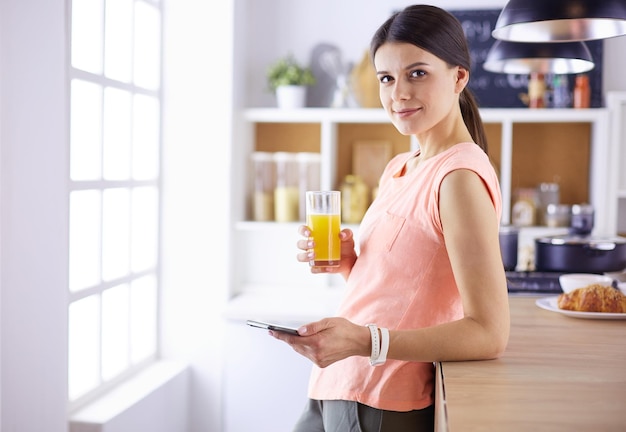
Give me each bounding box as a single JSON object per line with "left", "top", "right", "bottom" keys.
{"left": 535, "top": 235, "right": 626, "bottom": 273}
{"left": 569, "top": 204, "right": 594, "bottom": 235}
{"left": 558, "top": 273, "right": 613, "bottom": 293}
{"left": 499, "top": 225, "right": 519, "bottom": 270}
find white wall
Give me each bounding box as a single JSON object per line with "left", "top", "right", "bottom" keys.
{"left": 0, "top": 0, "right": 69, "bottom": 430}
{"left": 241, "top": 0, "right": 626, "bottom": 107}
{"left": 0, "top": 0, "right": 235, "bottom": 430}
{"left": 161, "top": 1, "right": 234, "bottom": 431}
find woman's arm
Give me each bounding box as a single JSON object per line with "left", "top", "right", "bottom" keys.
{"left": 387, "top": 168, "right": 510, "bottom": 361}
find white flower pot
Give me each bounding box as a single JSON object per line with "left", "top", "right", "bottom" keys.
{"left": 276, "top": 85, "right": 307, "bottom": 109}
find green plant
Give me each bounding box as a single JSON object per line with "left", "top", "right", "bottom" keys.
{"left": 267, "top": 54, "right": 316, "bottom": 91}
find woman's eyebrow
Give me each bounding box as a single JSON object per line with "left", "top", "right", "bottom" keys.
{"left": 405, "top": 61, "right": 429, "bottom": 70}
{"left": 376, "top": 61, "right": 430, "bottom": 75}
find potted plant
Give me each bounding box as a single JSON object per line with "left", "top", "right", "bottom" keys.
{"left": 267, "top": 54, "right": 316, "bottom": 109}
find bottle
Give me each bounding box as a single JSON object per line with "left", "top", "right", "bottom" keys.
{"left": 551, "top": 75, "right": 570, "bottom": 108}
{"left": 528, "top": 73, "right": 546, "bottom": 109}
{"left": 573, "top": 74, "right": 590, "bottom": 109}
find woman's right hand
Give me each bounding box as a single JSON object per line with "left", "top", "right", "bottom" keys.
{"left": 296, "top": 225, "right": 357, "bottom": 277}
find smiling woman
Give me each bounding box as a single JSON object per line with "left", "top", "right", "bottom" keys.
{"left": 267, "top": 5, "right": 510, "bottom": 432}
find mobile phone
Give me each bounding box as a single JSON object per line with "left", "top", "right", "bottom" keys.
{"left": 246, "top": 319, "right": 300, "bottom": 336}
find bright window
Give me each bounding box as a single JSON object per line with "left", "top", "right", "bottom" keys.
{"left": 68, "top": 0, "right": 162, "bottom": 408}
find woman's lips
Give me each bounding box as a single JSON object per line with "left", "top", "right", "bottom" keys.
{"left": 393, "top": 107, "right": 420, "bottom": 118}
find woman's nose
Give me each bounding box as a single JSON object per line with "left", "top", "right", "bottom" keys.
{"left": 391, "top": 79, "right": 410, "bottom": 101}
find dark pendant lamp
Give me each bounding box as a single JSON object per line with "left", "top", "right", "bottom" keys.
{"left": 492, "top": 0, "right": 626, "bottom": 42}
{"left": 483, "top": 40, "right": 595, "bottom": 74}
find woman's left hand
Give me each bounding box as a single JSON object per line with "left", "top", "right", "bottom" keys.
{"left": 269, "top": 317, "right": 370, "bottom": 368}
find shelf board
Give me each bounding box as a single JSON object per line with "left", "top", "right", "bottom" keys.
{"left": 243, "top": 107, "right": 609, "bottom": 124}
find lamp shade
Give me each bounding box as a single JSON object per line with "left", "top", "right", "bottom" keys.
{"left": 483, "top": 40, "right": 595, "bottom": 74}
{"left": 492, "top": 0, "right": 626, "bottom": 42}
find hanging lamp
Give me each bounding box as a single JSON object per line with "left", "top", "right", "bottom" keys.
{"left": 483, "top": 40, "right": 595, "bottom": 74}
{"left": 492, "top": 0, "right": 626, "bottom": 42}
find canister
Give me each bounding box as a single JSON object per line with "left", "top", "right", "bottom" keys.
{"left": 512, "top": 188, "right": 538, "bottom": 227}
{"left": 570, "top": 203, "right": 594, "bottom": 235}
{"left": 537, "top": 182, "right": 559, "bottom": 226}
{"left": 341, "top": 174, "right": 369, "bottom": 224}
{"left": 297, "top": 152, "right": 321, "bottom": 220}
{"left": 273, "top": 152, "right": 300, "bottom": 222}
{"left": 251, "top": 152, "right": 275, "bottom": 221}
{"left": 498, "top": 225, "right": 519, "bottom": 271}
{"left": 544, "top": 204, "right": 571, "bottom": 228}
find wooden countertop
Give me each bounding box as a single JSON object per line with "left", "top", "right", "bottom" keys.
{"left": 436, "top": 296, "right": 626, "bottom": 432}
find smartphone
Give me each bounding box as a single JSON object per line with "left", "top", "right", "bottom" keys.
{"left": 246, "top": 319, "right": 300, "bottom": 336}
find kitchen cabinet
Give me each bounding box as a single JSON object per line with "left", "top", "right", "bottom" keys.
{"left": 230, "top": 107, "right": 615, "bottom": 297}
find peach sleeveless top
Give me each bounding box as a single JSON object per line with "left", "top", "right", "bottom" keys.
{"left": 307, "top": 142, "right": 502, "bottom": 411}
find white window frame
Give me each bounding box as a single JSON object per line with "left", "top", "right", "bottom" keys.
{"left": 67, "top": 0, "right": 164, "bottom": 412}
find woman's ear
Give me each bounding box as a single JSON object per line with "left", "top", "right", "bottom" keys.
{"left": 455, "top": 67, "right": 469, "bottom": 93}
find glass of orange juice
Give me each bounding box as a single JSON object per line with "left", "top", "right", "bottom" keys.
{"left": 305, "top": 191, "right": 341, "bottom": 268}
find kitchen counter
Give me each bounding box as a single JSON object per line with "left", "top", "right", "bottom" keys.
{"left": 435, "top": 296, "right": 626, "bottom": 432}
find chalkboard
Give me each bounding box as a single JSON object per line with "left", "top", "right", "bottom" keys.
{"left": 450, "top": 9, "right": 603, "bottom": 108}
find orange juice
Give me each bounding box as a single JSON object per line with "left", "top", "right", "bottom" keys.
{"left": 307, "top": 213, "right": 341, "bottom": 267}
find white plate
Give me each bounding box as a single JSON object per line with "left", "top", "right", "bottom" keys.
{"left": 535, "top": 296, "right": 626, "bottom": 320}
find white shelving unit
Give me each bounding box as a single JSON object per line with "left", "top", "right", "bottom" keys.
{"left": 607, "top": 92, "right": 626, "bottom": 236}
{"left": 229, "top": 106, "right": 617, "bottom": 299}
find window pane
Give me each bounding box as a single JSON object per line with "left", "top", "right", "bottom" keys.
{"left": 69, "top": 190, "right": 102, "bottom": 292}
{"left": 132, "top": 94, "right": 160, "bottom": 180}
{"left": 134, "top": 1, "right": 161, "bottom": 90}
{"left": 131, "top": 186, "right": 158, "bottom": 272}
{"left": 102, "top": 284, "right": 130, "bottom": 380}
{"left": 130, "top": 275, "right": 157, "bottom": 363}
{"left": 70, "top": 80, "right": 102, "bottom": 181}
{"left": 102, "top": 188, "right": 130, "bottom": 281}
{"left": 104, "top": 0, "right": 133, "bottom": 82}
{"left": 103, "top": 87, "right": 132, "bottom": 180}
{"left": 68, "top": 295, "right": 101, "bottom": 400}
{"left": 71, "top": 0, "right": 104, "bottom": 74}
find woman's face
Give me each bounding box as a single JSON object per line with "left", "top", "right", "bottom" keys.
{"left": 373, "top": 42, "right": 467, "bottom": 136}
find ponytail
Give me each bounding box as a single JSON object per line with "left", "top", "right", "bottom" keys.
{"left": 460, "top": 88, "right": 488, "bottom": 154}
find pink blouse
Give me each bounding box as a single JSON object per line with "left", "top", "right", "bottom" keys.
{"left": 307, "top": 142, "right": 502, "bottom": 411}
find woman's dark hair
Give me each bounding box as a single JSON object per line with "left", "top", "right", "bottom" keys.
{"left": 370, "top": 4, "right": 488, "bottom": 154}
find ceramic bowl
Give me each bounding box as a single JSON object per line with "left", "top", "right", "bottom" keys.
{"left": 558, "top": 273, "right": 613, "bottom": 293}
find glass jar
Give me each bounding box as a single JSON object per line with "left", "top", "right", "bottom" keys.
{"left": 537, "top": 182, "right": 560, "bottom": 225}
{"left": 512, "top": 188, "right": 538, "bottom": 227}
{"left": 570, "top": 204, "right": 594, "bottom": 235}
{"left": 251, "top": 152, "right": 275, "bottom": 221}
{"left": 297, "top": 152, "right": 321, "bottom": 220}
{"left": 544, "top": 204, "right": 571, "bottom": 228}
{"left": 341, "top": 174, "right": 369, "bottom": 224}
{"left": 273, "top": 152, "right": 300, "bottom": 222}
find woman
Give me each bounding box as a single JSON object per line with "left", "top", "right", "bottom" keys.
{"left": 271, "top": 5, "right": 510, "bottom": 431}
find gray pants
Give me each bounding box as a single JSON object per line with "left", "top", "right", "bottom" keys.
{"left": 292, "top": 399, "right": 434, "bottom": 432}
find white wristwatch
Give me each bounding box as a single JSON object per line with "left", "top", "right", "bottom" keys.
{"left": 366, "top": 324, "right": 389, "bottom": 366}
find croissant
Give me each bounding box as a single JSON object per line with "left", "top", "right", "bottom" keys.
{"left": 558, "top": 284, "right": 626, "bottom": 313}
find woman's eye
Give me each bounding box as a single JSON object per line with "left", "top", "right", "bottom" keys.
{"left": 379, "top": 75, "right": 393, "bottom": 84}
{"left": 410, "top": 70, "right": 426, "bottom": 78}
